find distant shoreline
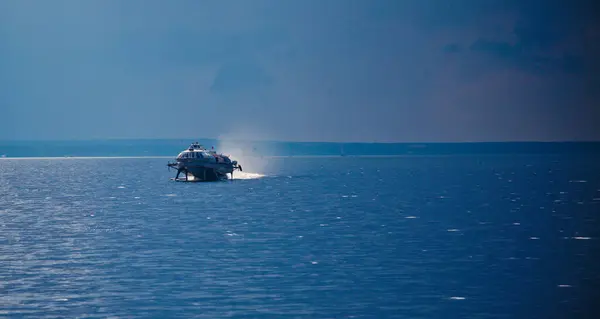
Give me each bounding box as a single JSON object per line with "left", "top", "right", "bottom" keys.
{"left": 1, "top": 138, "right": 599, "bottom": 144}
{"left": 1, "top": 140, "right": 599, "bottom": 158}
{"left": 1, "top": 153, "right": 599, "bottom": 160}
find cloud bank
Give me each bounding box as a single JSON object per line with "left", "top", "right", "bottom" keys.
{"left": 0, "top": 0, "right": 598, "bottom": 142}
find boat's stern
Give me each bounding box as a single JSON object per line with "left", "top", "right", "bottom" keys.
{"left": 231, "top": 160, "right": 242, "bottom": 172}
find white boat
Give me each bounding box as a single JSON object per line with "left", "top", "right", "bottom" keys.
{"left": 167, "top": 142, "right": 242, "bottom": 181}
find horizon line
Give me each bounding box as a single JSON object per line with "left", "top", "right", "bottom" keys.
{"left": 1, "top": 138, "right": 600, "bottom": 144}
{"left": 3, "top": 153, "right": 596, "bottom": 160}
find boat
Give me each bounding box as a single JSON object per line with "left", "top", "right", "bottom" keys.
{"left": 167, "top": 142, "right": 242, "bottom": 181}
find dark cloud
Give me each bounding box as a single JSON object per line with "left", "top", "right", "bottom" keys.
{"left": 441, "top": 0, "right": 598, "bottom": 78}
{"left": 467, "top": 39, "right": 585, "bottom": 75}
{"left": 0, "top": 0, "right": 599, "bottom": 141}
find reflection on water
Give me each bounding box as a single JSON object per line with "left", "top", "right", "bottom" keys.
{"left": 1, "top": 155, "right": 599, "bottom": 318}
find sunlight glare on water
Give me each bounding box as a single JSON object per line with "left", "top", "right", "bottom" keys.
{"left": 1, "top": 155, "right": 599, "bottom": 318}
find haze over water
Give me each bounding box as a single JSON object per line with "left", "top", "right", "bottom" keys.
{"left": 1, "top": 150, "right": 599, "bottom": 318}
{"left": 2, "top": 0, "right": 599, "bottom": 316}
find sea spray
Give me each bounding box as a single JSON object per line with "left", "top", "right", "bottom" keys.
{"left": 217, "top": 134, "right": 277, "bottom": 177}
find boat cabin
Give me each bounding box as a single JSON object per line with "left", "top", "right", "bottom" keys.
{"left": 177, "top": 149, "right": 213, "bottom": 160}
{"left": 176, "top": 142, "right": 232, "bottom": 163}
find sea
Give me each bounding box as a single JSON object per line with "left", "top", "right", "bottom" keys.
{"left": 1, "top": 140, "right": 600, "bottom": 318}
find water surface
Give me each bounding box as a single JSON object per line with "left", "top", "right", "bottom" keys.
{"left": 1, "top": 155, "right": 599, "bottom": 318}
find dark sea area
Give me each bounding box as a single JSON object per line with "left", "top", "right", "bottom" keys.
{"left": 1, "top": 141, "right": 600, "bottom": 318}
{"left": 1, "top": 139, "right": 600, "bottom": 157}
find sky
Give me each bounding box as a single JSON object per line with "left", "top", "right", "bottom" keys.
{"left": 1, "top": 0, "right": 599, "bottom": 142}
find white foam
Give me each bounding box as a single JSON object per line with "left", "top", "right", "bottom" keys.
{"left": 572, "top": 237, "right": 591, "bottom": 240}
{"left": 217, "top": 133, "right": 274, "bottom": 176}
{"left": 449, "top": 297, "right": 466, "bottom": 300}
{"left": 231, "top": 172, "right": 265, "bottom": 180}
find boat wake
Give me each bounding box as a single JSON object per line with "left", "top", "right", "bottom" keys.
{"left": 172, "top": 171, "right": 265, "bottom": 182}
{"left": 217, "top": 136, "right": 273, "bottom": 180}
{"left": 231, "top": 172, "right": 265, "bottom": 180}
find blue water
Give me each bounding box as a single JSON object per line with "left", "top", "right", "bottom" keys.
{"left": 1, "top": 155, "right": 599, "bottom": 318}
{"left": 1, "top": 139, "right": 599, "bottom": 157}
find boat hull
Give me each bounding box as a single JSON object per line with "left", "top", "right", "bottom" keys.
{"left": 168, "top": 160, "right": 237, "bottom": 181}
{"left": 186, "top": 165, "right": 229, "bottom": 181}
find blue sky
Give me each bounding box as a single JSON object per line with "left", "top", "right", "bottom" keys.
{"left": 1, "top": 0, "right": 598, "bottom": 142}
